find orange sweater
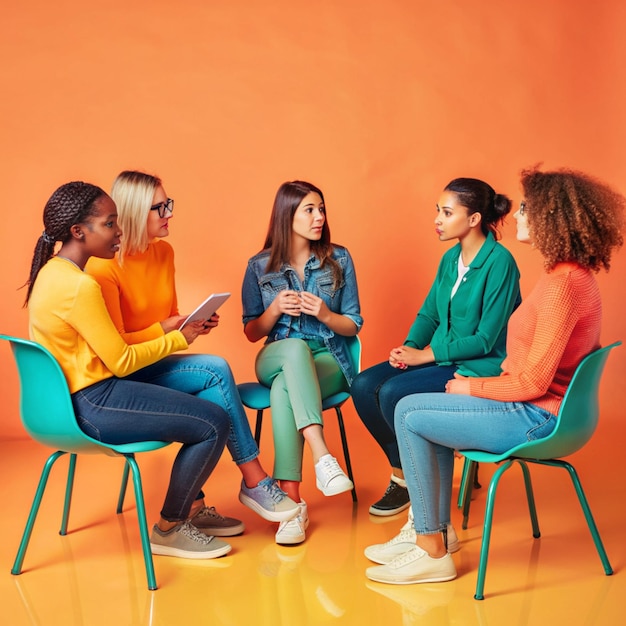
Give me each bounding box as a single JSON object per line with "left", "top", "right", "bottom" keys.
{"left": 468, "top": 263, "right": 601, "bottom": 416}
{"left": 86, "top": 240, "right": 178, "bottom": 344}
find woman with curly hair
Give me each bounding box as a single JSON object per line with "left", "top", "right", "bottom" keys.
{"left": 364, "top": 166, "right": 625, "bottom": 585}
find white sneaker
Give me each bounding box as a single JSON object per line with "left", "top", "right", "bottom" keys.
{"left": 314, "top": 454, "right": 353, "bottom": 496}
{"left": 366, "top": 545, "right": 457, "bottom": 585}
{"left": 405, "top": 507, "right": 459, "bottom": 553}
{"left": 275, "top": 501, "right": 309, "bottom": 545}
{"left": 364, "top": 527, "right": 417, "bottom": 565}
{"left": 365, "top": 510, "right": 459, "bottom": 564}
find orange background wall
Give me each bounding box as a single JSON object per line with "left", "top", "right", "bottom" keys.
{"left": 1, "top": 0, "right": 624, "bottom": 441}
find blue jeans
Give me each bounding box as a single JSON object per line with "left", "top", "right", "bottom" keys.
{"left": 394, "top": 393, "right": 557, "bottom": 535}
{"left": 72, "top": 377, "right": 229, "bottom": 522}
{"left": 125, "top": 354, "right": 259, "bottom": 465}
{"left": 351, "top": 362, "right": 457, "bottom": 468}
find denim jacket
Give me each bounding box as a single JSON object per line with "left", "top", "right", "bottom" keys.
{"left": 242, "top": 245, "right": 363, "bottom": 384}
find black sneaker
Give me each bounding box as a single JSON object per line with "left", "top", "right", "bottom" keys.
{"left": 369, "top": 480, "right": 410, "bottom": 516}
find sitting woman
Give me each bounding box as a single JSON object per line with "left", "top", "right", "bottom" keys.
{"left": 365, "top": 166, "right": 625, "bottom": 584}
{"left": 242, "top": 180, "right": 363, "bottom": 545}
{"left": 86, "top": 170, "right": 299, "bottom": 536}
{"left": 352, "top": 177, "right": 520, "bottom": 518}
{"left": 25, "top": 181, "right": 232, "bottom": 559}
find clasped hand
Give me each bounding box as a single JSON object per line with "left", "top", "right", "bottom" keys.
{"left": 275, "top": 289, "right": 327, "bottom": 318}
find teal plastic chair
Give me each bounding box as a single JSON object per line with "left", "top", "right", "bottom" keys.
{"left": 1, "top": 334, "right": 170, "bottom": 590}
{"left": 459, "top": 341, "right": 620, "bottom": 600}
{"left": 237, "top": 335, "right": 361, "bottom": 502}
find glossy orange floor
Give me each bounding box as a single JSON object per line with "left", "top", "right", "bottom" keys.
{"left": 1, "top": 412, "right": 623, "bottom": 626}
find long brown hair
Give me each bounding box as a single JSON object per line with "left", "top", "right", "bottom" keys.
{"left": 263, "top": 180, "right": 342, "bottom": 287}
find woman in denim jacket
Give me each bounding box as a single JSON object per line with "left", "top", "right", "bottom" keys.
{"left": 242, "top": 180, "right": 363, "bottom": 545}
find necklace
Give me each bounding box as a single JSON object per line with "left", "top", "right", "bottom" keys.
{"left": 56, "top": 255, "right": 84, "bottom": 272}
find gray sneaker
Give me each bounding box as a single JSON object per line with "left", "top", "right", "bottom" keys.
{"left": 189, "top": 506, "right": 245, "bottom": 537}
{"left": 150, "top": 521, "right": 232, "bottom": 559}
{"left": 239, "top": 477, "right": 300, "bottom": 522}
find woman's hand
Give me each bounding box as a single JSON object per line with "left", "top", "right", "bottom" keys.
{"left": 160, "top": 315, "right": 187, "bottom": 333}
{"left": 199, "top": 313, "right": 220, "bottom": 335}
{"left": 389, "top": 345, "right": 434, "bottom": 369}
{"left": 299, "top": 291, "right": 329, "bottom": 321}
{"left": 272, "top": 290, "right": 303, "bottom": 317}
{"left": 446, "top": 372, "right": 471, "bottom": 395}
{"left": 179, "top": 320, "right": 206, "bottom": 345}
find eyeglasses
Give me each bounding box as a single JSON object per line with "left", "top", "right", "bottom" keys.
{"left": 150, "top": 198, "right": 174, "bottom": 218}
{"left": 519, "top": 201, "right": 526, "bottom": 216}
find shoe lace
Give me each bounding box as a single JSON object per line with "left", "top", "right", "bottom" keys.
{"left": 278, "top": 515, "right": 304, "bottom": 534}
{"left": 385, "top": 528, "right": 416, "bottom": 546}
{"left": 318, "top": 456, "right": 343, "bottom": 480}
{"left": 261, "top": 478, "right": 289, "bottom": 504}
{"left": 195, "top": 506, "right": 225, "bottom": 521}
{"left": 180, "top": 521, "right": 214, "bottom": 544}
{"left": 389, "top": 546, "right": 423, "bottom": 568}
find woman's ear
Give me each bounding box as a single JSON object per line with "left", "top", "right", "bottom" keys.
{"left": 69, "top": 224, "right": 85, "bottom": 241}
{"left": 469, "top": 212, "right": 482, "bottom": 227}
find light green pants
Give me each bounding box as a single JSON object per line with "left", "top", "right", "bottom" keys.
{"left": 255, "top": 338, "right": 348, "bottom": 481}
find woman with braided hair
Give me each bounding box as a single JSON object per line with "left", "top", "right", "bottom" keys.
{"left": 26, "top": 181, "right": 235, "bottom": 559}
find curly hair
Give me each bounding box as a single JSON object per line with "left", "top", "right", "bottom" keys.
{"left": 520, "top": 166, "right": 625, "bottom": 272}
{"left": 23, "top": 181, "right": 106, "bottom": 304}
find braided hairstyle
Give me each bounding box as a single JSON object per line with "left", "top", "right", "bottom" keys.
{"left": 444, "top": 178, "right": 512, "bottom": 240}
{"left": 24, "top": 181, "right": 107, "bottom": 304}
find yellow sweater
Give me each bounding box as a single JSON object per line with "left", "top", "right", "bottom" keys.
{"left": 86, "top": 240, "right": 178, "bottom": 344}
{"left": 29, "top": 256, "right": 188, "bottom": 393}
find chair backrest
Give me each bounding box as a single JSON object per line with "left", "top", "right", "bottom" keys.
{"left": 346, "top": 334, "right": 362, "bottom": 378}
{"left": 510, "top": 341, "right": 621, "bottom": 460}
{"left": 1, "top": 334, "right": 116, "bottom": 455}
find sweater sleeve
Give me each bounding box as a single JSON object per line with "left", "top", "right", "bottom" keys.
{"left": 67, "top": 274, "right": 187, "bottom": 377}
{"left": 469, "top": 275, "right": 579, "bottom": 402}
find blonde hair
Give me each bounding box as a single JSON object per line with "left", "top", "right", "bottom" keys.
{"left": 111, "top": 170, "right": 162, "bottom": 260}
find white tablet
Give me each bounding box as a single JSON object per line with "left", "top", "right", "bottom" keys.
{"left": 179, "top": 292, "right": 231, "bottom": 329}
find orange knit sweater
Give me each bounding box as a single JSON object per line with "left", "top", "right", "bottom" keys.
{"left": 468, "top": 263, "right": 602, "bottom": 416}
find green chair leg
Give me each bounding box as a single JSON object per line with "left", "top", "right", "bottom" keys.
{"left": 538, "top": 459, "right": 613, "bottom": 575}
{"left": 60, "top": 453, "right": 77, "bottom": 535}
{"left": 12, "top": 451, "right": 67, "bottom": 576}
{"left": 474, "top": 459, "right": 515, "bottom": 600}
{"left": 117, "top": 458, "right": 131, "bottom": 514}
{"left": 123, "top": 454, "right": 158, "bottom": 591}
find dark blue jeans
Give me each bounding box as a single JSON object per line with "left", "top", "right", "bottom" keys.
{"left": 351, "top": 361, "right": 457, "bottom": 469}
{"left": 72, "top": 376, "right": 229, "bottom": 522}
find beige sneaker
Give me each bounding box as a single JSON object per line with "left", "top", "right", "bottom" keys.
{"left": 365, "top": 510, "right": 459, "bottom": 564}
{"left": 366, "top": 545, "right": 456, "bottom": 585}
{"left": 275, "top": 501, "right": 309, "bottom": 545}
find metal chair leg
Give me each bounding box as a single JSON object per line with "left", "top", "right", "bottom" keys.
{"left": 12, "top": 450, "right": 67, "bottom": 576}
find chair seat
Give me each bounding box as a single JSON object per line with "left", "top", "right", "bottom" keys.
{"left": 237, "top": 382, "right": 271, "bottom": 410}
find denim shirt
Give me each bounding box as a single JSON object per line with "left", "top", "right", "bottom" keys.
{"left": 242, "top": 245, "right": 363, "bottom": 384}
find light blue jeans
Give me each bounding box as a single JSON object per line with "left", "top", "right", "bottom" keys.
{"left": 125, "top": 354, "right": 259, "bottom": 465}
{"left": 394, "top": 392, "right": 556, "bottom": 535}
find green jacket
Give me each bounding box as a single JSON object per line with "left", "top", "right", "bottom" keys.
{"left": 404, "top": 232, "right": 521, "bottom": 377}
